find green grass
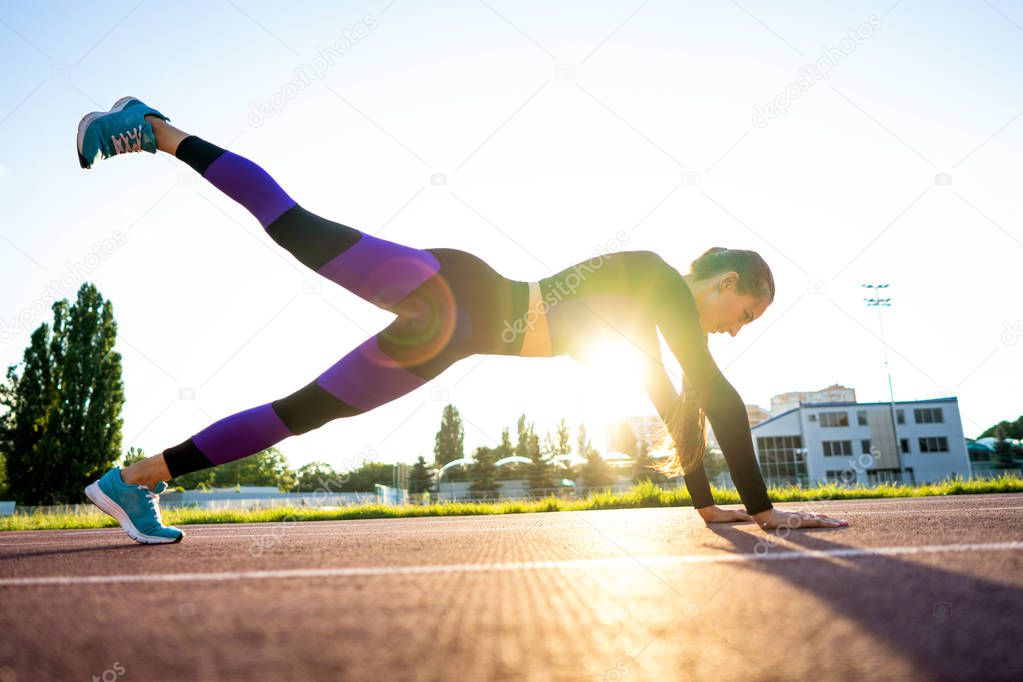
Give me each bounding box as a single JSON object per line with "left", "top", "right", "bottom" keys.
{"left": 3, "top": 474, "right": 1022, "bottom": 532}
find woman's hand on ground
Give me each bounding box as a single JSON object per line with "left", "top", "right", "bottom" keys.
{"left": 751, "top": 508, "right": 849, "bottom": 530}
{"left": 696, "top": 505, "right": 753, "bottom": 524}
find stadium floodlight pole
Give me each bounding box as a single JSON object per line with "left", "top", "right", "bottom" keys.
{"left": 862, "top": 283, "right": 904, "bottom": 479}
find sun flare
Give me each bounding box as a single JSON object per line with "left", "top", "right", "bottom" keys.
{"left": 577, "top": 338, "right": 654, "bottom": 446}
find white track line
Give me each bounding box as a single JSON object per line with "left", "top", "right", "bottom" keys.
{"left": 1, "top": 540, "right": 1020, "bottom": 587}
{"left": 3, "top": 505, "right": 1023, "bottom": 548}
{"left": 0, "top": 496, "right": 1008, "bottom": 537}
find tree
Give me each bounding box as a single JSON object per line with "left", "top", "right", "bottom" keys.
{"left": 339, "top": 461, "right": 395, "bottom": 492}
{"left": 433, "top": 404, "right": 464, "bottom": 467}
{"left": 526, "top": 448, "right": 555, "bottom": 494}
{"left": 555, "top": 418, "right": 572, "bottom": 457}
{"left": 0, "top": 283, "right": 124, "bottom": 504}
{"left": 516, "top": 414, "right": 553, "bottom": 494}
{"left": 0, "top": 452, "right": 7, "bottom": 499}
{"left": 701, "top": 448, "right": 727, "bottom": 477}
{"left": 979, "top": 416, "right": 1023, "bottom": 440}
{"left": 631, "top": 439, "right": 664, "bottom": 483}
{"left": 210, "top": 447, "right": 294, "bottom": 490}
{"left": 408, "top": 455, "right": 433, "bottom": 494}
{"left": 993, "top": 424, "right": 1014, "bottom": 468}
{"left": 547, "top": 418, "right": 576, "bottom": 481}
{"left": 170, "top": 465, "right": 216, "bottom": 491}
{"left": 122, "top": 446, "right": 146, "bottom": 466}
{"left": 495, "top": 426, "right": 522, "bottom": 480}
{"left": 497, "top": 427, "right": 514, "bottom": 458}
{"left": 468, "top": 446, "right": 500, "bottom": 500}
{"left": 294, "top": 461, "right": 341, "bottom": 492}
{"left": 578, "top": 422, "right": 613, "bottom": 489}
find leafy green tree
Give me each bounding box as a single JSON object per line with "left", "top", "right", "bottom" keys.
{"left": 495, "top": 425, "right": 522, "bottom": 480}
{"left": 578, "top": 422, "right": 613, "bottom": 489}
{"left": 979, "top": 416, "right": 1023, "bottom": 440}
{"left": 123, "top": 446, "right": 146, "bottom": 466}
{"left": 992, "top": 424, "right": 1015, "bottom": 467}
{"left": 555, "top": 418, "right": 572, "bottom": 457}
{"left": 631, "top": 439, "right": 662, "bottom": 483}
{"left": 433, "top": 404, "right": 464, "bottom": 467}
{"left": 516, "top": 415, "right": 553, "bottom": 493}
{"left": 170, "top": 465, "right": 216, "bottom": 491}
{"left": 526, "top": 448, "right": 555, "bottom": 493}
{"left": 546, "top": 419, "right": 575, "bottom": 481}
{"left": 295, "top": 461, "right": 341, "bottom": 492}
{"left": 701, "top": 448, "right": 728, "bottom": 481}
{"left": 408, "top": 455, "right": 433, "bottom": 494}
{"left": 0, "top": 452, "right": 8, "bottom": 498}
{"left": 468, "top": 446, "right": 500, "bottom": 500}
{"left": 498, "top": 427, "right": 514, "bottom": 458}
{"left": 514, "top": 415, "right": 530, "bottom": 459}
{"left": 339, "top": 461, "right": 395, "bottom": 492}
{"left": 206, "top": 447, "right": 294, "bottom": 490}
{"left": 0, "top": 283, "right": 124, "bottom": 504}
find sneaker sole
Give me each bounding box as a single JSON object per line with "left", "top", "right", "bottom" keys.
{"left": 84, "top": 481, "right": 184, "bottom": 544}
{"left": 76, "top": 95, "right": 139, "bottom": 169}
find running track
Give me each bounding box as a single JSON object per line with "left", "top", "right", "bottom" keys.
{"left": 1, "top": 494, "right": 1022, "bottom": 681}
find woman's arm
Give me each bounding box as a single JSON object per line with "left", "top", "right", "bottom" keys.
{"left": 638, "top": 346, "right": 714, "bottom": 508}
{"left": 648, "top": 255, "right": 847, "bottom": 529}
{"left": 640, "top": 355, "right": 754, "bottom": 524}
{"left": 645, "top": 261, "right": 775, "bottom": 517}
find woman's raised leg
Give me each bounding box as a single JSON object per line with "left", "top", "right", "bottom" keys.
{"left": 119, "top": 119, "right": 462, "bottom": 487}
{"left": 148, "top": 116, "right": 441, "bottom": 314}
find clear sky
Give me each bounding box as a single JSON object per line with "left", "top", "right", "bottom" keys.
{"left": 1, "top": 0, "right": 1020, "bottom": 471}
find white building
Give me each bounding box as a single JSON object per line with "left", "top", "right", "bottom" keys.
{"left": 770, "top": 384, "right": 857, "bottom": 415}
{"left": 750, "top": 397, "right": 970, "bottom": 486}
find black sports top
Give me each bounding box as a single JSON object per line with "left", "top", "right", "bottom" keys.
{"left": 522, "top": 249, "right": 774, "bottom": 516}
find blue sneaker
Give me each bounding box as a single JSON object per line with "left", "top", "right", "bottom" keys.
{"left": 84, "top": 467, "right": 184, "bottom": 544}
{"left": 77, "top": 96, "right": 170, "bottom": 169}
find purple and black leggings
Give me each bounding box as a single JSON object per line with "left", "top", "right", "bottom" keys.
{"left": 161, "top": 136, "right": 530, "bottom": 477}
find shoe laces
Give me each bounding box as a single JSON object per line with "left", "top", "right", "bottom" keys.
{"left": 138, "top": 484, "right": 164, "bottom": 524}
{"left": 111, "top": 125, "right": 144, "bottom": 154}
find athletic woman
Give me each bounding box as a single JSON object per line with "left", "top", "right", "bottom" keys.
{"left": 77, "top": 97, "right": 847, "bottom": 543}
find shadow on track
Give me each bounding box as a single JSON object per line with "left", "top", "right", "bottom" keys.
{"left": 707, "top": 526, "right": 1023, "bottom": 681}
{"left": 0, "top": 542, "right": 164, "bottom": 562}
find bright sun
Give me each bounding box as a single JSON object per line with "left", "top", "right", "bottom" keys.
{"left": 584, "top": 338, "right": 646, "bottom": 387}
{"left": 578, "top": 338, "right": 653, "bottom": 441}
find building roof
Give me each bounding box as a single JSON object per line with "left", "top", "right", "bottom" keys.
{"left": 751, "top": 396, "right": 958, "bottom": 431}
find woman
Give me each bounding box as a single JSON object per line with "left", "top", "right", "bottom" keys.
{"left": 78, "top": 97, "right": 847, "bottom": 543}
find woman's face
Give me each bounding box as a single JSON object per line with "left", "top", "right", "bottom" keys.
{"left": 700, "top": 271, "right": 770, "bottom": 337}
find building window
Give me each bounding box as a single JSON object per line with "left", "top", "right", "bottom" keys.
{"left": 825, "top": 469, "right": 856, "bottom": 485}
{"left": 857, "top": 410, "right": 867, "bottom": 426}
{"left": 866, "top": 469, "right": 903, "bottom": 484}
{"left": 919, "top": 436, "right": 949, "bottom": 453}
{"left": 823, "top": 440, "right": 853, "bottom": 457}
{"left": 819, "top": 411, "right": 849, "bottom": 428}
{"left": 900, "top": 438, "right": 910, "bottom": 453}
{"left": 755, "top": 435, "right": 807, "bottom": 486}
{"left": 896, "top": 409, "right": 905, "bottom": 425}
{"left": 861, "top": 439, "right": 872, "bottom": 454}
{"left": 913, "top": 407, "right": 944, "bottom": 424}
